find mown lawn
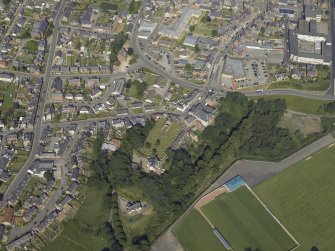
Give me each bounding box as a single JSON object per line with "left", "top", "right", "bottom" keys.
{"left": 255, "top": 144, "right": 335, "bottom": 251}
{"left": 7, "top": 150, "right": 30, "bottom": 173}
{"left": 202, "top": 186, "right": 296, "bottom": 251}
{"left": 139, "top": 118, "right": 182, "bottom": 158}
{"left": 172, "top": 210, "right": 225, "bottom": 251}
{"left": 25, "top": 40, "right": 38, "bottom": 52}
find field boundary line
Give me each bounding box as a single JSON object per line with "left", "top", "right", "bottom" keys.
{"left": 245, "top": 185, "right": 300, "bottom": 248}
{"left": 60, "top": 235, "right": 88, "bottom": 250}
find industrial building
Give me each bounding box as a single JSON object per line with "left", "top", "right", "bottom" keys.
{"left": 287, "top": 19, "right": 331, "bottom": 65}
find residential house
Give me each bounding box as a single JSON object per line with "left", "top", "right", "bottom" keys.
{"left": 31, "top": 19, "right": 49, "bottom": 39}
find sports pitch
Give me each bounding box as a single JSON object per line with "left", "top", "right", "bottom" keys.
{"left": 255, "top": 144, "right": 335, "bottom": 250}
{"left": 202, "top": 186, "right": 297, "bottom": 251}
{"left": 172, "top": 210, "right": 224, "bottom": 251}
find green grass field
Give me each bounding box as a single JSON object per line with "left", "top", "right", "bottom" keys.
{"left": 269, "top": 79, "right": 329, "bottom": 91}
{"left": 202, "top": 186, "right": 296, "bottom": 251}
{"left": 42, "top": 185, "right": 110, "bottom": 251}
{"left": 253, "top": 95, "right": 333, "bottom": 115}
{"left": 172, "top": 210, "right": 225, "bottom": 251}
{"left": 255, "top": 144, "right": 335, "bottom": 251}
{"left": 140, "top": 118, "right": 182, "bottom": 158}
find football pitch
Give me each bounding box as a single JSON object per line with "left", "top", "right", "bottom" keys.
{"left": 202, "top": 186, "right": 297, "bottom": 251}
{"left": 255, "top": 144, "right": 335, "bottom": 250}
{"left": 172, "top": 210, "right": 224, "bottom": 251}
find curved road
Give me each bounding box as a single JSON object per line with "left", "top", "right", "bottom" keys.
{"left": 0, "top": 0, "right": 68, "bottom": 211}
{"left": 151, "top": 133, "right": 335, "bottom": 251}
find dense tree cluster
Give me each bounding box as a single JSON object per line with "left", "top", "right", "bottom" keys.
{"left": 90, "top": 93, "right": 330, "bottom": 250}
{"left": 323, "top": 101, "right": 335, "bottom": 113}
{"left": 109, "top": 32, "right": 128, "bottom": 66}
{"left": 128, "top": 0, "right": 141, "bottom": 14}
{"left": 125, "top": 79, "right": 148, "bottom": 99}
{"left": 2, "top": 0, "right": 10, "bottom": 7}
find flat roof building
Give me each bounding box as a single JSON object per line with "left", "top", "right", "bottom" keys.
{"left": 288, "top": 20, "right": 331, "bottom": 65}
{"left": 222, "top": 58, "right": 246, "bottom": 80}
{"left": 158, "top": 7, "right": 201, "bottom": 39}
{"left": 183, "top": 35, "right": 199, "bottom": 47}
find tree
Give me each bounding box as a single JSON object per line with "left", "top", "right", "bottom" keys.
{"left": 128, "top": 0, "right": 139, "bottom": 14}
{"left": 152, "top": 148, "right": 157, "bottom": 156}
{"left": 189, "top": 25, "right": 195, "bottom": 32}
{"left": 155, "top": 139, "right": 160, "bottom": 147}
{"left": 184, "top": 63, "right": 193, "bottom": 72}
{"left": 44, "top": 171, "right": 54, "bottom": 181}
{"left": 145, "top": 142, "right": 151, "bottom": 149}
{"left": 194, "top": 44, "right": 200, "bottom": 53}
{"left": 2, "top": 0, "right": 10, "bottom": 7}
{"left": 211, "top": 29, "right": 218, "bottom": 37}
{"left": 110, "top": 32, "right": 128, "bottom": 66}
{"left": 129, "top": 57, "right": 137, "bottom": 65}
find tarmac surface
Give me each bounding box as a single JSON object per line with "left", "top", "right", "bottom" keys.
{"left": 151, "top": 133, "right": 335, "bottom": 251}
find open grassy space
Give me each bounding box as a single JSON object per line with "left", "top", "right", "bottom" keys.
{"left": 0, "top": 82, "right": 17, "bottom": 113}
{"left": 125, "top": 80, "right": 148, "bottom": 100}
{"left": 42, "top": 184, "right": 110, "bottom": 251}
{"left": 8, "top": 150, "right": 30, "bottom": 173}
{"left": 252, "top": 95, "right": 333, "bottom": 115}
{"left": 172, "top": 210, "right": 225, "bottom": 251}
{"left": 139, "top": 118, "right": 182, "bottom": 158}
{"left": 25, "top": 40, "right": 38, "bottom": 52}
{"left": 202, "top": 186, "right": 296, "bottom": 251}
{"left": 269, "top": 79, "right": 329, "bottom": 91}
{"left": 255, "top": 144, "right": 335, "bottom": 251}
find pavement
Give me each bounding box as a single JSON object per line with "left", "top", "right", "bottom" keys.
{"left": 328, "top": 0, "right": 335, "bottom": 96}
{"left": 150, "top": 133, "right": 335, "bottom": 251}
{"left": 2, "top": 0, "right": 335, "bottom": 244}
{"left": 0, "top": 0, "right": 68, "bottom": 212}
{"left": 8, "top": 129, "right": 80, "bottom": 242}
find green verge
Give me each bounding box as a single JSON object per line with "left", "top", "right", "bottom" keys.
{"left": 255, "top": 144, "right": 335, "bottom": 251}
{"left": 201, "top": 186, "right": 296, "bottom": 251}
{"left": 252, "top": 95, "right": 334, "bottom": 115}
{"left": 172, "top": 210, "right": 225, "bottom": 251}
{"left": 269, "top": 79, "right": 329, "bottom": 91}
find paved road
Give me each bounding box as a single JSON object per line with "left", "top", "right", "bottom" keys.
{"left": 131, "top": 1, "right": 204, "bottom": 91}
{"left": 8, "top": 130, "right": 80, "bottom": 242}
{"left": 328, "top": 0, "right": 335, "bottom": 96}
{"left": 151, "top": 133, "right": 335, "bottom": 251}
{"left": 0, "top": 0, "right": 68, "bottom": 211}
{"left": 3, "top": 0, "right": 335, "bottom": 244}
{"left": 216, "top": 88, "right": 335, "bottom": 100}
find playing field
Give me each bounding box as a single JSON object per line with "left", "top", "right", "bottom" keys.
{"left": 202, "top": 186, "right": 297, "bottom": 251}
{"left": 255, "top": 144, "right": 335, "bottom": 250}
{"left": 172, "top": 210, "right": 225, "bottom": 251}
